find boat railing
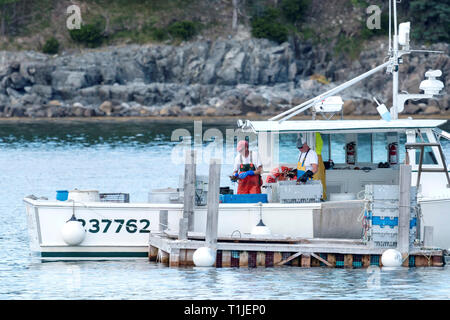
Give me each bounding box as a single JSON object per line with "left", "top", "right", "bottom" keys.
{"left": 405, "top": 143, "right": 450, "bottom": 188}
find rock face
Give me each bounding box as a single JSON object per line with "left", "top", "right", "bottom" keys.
{"left": 0, "top": 38, "right": 448, "bottom": 118}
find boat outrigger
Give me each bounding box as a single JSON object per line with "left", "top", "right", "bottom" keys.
{"left": 24, "top": 0, "right": 449, "bottom": 260}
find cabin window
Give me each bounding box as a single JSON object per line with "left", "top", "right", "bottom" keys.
{"left": 372, "top": 133, "right": 388, "bottom": 164}
{"left": 278, "top": 133, "right": 301, "bottom": 164}
{"left": 357, "top": 134, "right": 372, "bottom": 163}
{"left": 415, "top": 132, "right": 438, "bottom": 165}
{"left": 330, "top": 134, "right": 346, "bottom": 163}
{"left": 321, "top": 134, "right": 330, "bottom": 161}
{"left": 398, "top": 133, "right": 406, "bottom": 163}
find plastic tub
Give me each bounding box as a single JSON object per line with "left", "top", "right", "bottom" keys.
{"left": 56, "top": 190, "right": 69, "bottom": 201}
{"left": 148, "top": 188, "right": 182, "bottom": 203}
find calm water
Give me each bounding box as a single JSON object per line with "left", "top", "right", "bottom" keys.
{"left": 0, "top": 119, "right": 449, "bottom": 300}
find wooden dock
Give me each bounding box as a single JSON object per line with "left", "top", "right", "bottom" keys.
{"left": 148, "top": 231, "right": 445, "bottom": 268}
{"left": 149, "top": 158, "right": 446, "bottom": 269}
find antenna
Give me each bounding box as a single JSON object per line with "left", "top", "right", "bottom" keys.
{"left": 391, "top": 0, "right": 399, "bottom": 120}
{"left": 389, "top": 0, "right": 392, "bottom": 54}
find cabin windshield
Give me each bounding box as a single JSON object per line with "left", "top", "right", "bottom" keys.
{"left": 278, "top": 132, "right": 407, "bottom": 166}
{"left": 415, "top": 131, "right": 438, "bottom": 165}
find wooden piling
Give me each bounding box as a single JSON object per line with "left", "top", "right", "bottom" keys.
{"left": 222, "top": 251, "right": 231, "bottom": 267}
{"left": 205, "top": 158, "right": 221, "bottom": 248}
{"left": 362, "top": 255, "right": 371, "bottom": 268}
{"left": 239, "top": 251, "right": 249, "bottom": 268}
{"left": 398, "top": 164, "right": 411, "bottom": 260}
{"left": 170, "top": 249, "right": 180, "bottom": 267}
{"left": 186, "top": 250, "right": 194, "bottom": 266}
{"left": 159, "top": 210, "right": 168, "bottom": 232}
{"left": 344, "top": 254, "right": 353, "bottom": 268}
{"left": 257, "top": 252, "right": 266, "bottom": 267}
{"left": 274, "top": 252, "right": 282, "bottom": 266}
{"left": 180, "top": 150, "right": 196, "bottom": 240}
{"left": 158, "top": 249, "right": 169, "bottom": 265}
{"left": 301, "top": 254, "right": 311, "bottom": 267}
{"left": 327, "top": 253, "right": 336, "bottom": 267}
{"left": 432, "top": 255, "right": 443, "bottom": 267}
{"left": 149, "top": 245, "right": 158, "bottom": 261}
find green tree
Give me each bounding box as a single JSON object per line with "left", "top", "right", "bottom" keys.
{"left": 408, "top": 0, "right": 450, "bottom": 42}
{"left": 42, "top": 37, "right": 59, "bottom": 54}
{"left": 69, "top": 17, "right": 105, "bottom": 48}
{"left": 167, "top": 21, "right": 198, "bottom": 41}
{"left": 280, "top": 0, "right": 310, "bottom": 23}
{"left": 250, "top": 8, "right": 288, "bottom": 44}
{"left": 0, "top": 0, "right": 20, "bottom": 36}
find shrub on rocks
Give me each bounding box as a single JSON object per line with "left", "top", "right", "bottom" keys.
{"left": 167, "top": 21, "right": 198, "bottom": 41}
{"left": 69, "top": 19, "right": 105, "bottom": 48}
{"left": 42, "top": 38, "right": 60, "bottom": 55}
{"left": 280, "top": 0, "right": 310, "bottom": 23}
{"left": 250, "top": 8, "right": 288, "bottom": 44}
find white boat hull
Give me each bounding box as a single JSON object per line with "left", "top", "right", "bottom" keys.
{"left": 24, "top": 198, "right": 320, "bottom": 260}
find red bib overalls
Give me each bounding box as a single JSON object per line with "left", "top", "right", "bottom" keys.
{"left": 237, "top": 152, "right": 262, "bottom": 194}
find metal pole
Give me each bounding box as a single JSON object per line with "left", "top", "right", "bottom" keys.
{"left": 392, "top": 0, "right": 399, "bottom": 120}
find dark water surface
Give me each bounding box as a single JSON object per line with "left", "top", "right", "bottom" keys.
{"left": 0, "top": 119, "right": 449, "bottom": 300}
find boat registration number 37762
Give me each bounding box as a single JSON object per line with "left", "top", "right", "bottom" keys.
{"left": 77, "top": 219, "right": 151, "bottom": 234}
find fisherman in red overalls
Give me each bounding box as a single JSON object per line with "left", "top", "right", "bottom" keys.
{"left": 231, "top": 140, "right": 263, "bottom": 194}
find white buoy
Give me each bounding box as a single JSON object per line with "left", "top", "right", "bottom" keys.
{"left": 61, "top": 215, "right": 86, "bottom": 246}
{"left": 251, "top": 219, "right": 271, "bottom": 236}
{"left": 193, "top": 247, "right": 216, "bottom": 267}
{"left": 251, "top": 202, "right": 271, "bottom": 236}
{"left": 381, "top": 249, "right": 403, "bottom": 267}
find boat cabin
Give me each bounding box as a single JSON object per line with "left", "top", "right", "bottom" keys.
{"left": 244, "top": 119, "right": 449, "bottom": 201}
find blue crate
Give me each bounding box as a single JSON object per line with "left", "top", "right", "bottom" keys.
{"left": 372, "top": 216, "right": 398, "bottom": 228}
{"left": 219, "top": 193, "right": 268, "bottom": 203}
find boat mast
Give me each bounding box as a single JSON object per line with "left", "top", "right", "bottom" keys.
{"left": 392, "top": 0, "right": 399, "bottom": 120}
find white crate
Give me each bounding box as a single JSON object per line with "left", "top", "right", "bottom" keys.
{"left": 365, "top": 185, "right": 399, "bottom": 201}
{"left": 371, "top": 207, "right": 399, "bottom": 217}
{"left": 410, "top": 226, "right": 417, "bottom": 246}
{"left": 372, "top": 225, "right": 398, "bottom": 234}
{"left": 278, "top": 180, "right": 323, "bottom": 203}
{"left": 371, "top": 199, "right": 399, "bottom": 209}
{"left": 371, "top": 232, "right": 398, "bottom": 248}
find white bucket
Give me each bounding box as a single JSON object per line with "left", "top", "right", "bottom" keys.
{"left": 68, "top": 189, "right": 100, "bottom": 202}
{"left": 148, "top": 188, "right": 182, "bottom": 203}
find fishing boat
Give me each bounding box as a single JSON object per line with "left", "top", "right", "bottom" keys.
{"left": 24, "top": 0, "right": 449, "bottom": 260}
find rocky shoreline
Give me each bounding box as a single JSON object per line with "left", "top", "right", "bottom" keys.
{"left": 0, "top": 38, "right": 449, "bottom": 118}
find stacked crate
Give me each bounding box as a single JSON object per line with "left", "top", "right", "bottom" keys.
{"left": 365, "top": 185, "right": 399, "bottom": 248}
{"left": 365, "top": 185, "right": 418, "bottom": 248}
{"left": 278, "top": 180, "right": 323, "bottom": 203}
{"left": 410, "top": 186, "right": 418, "bottom": 247}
